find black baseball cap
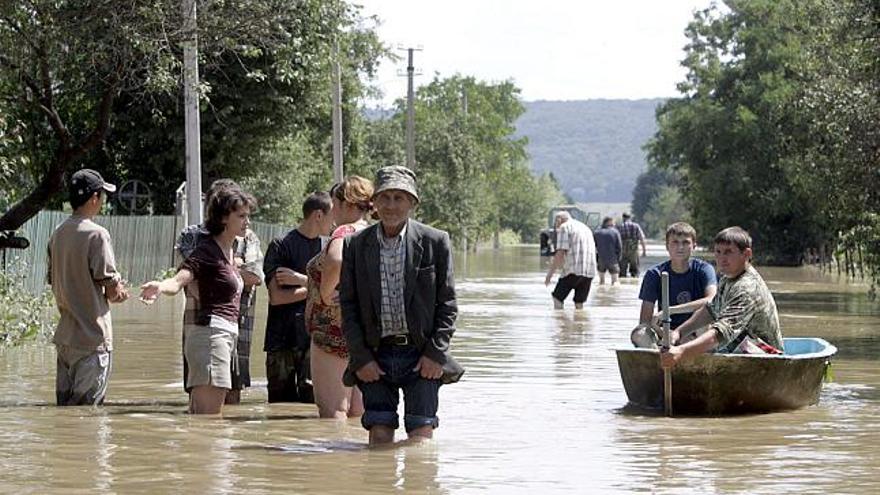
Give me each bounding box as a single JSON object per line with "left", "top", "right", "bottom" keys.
{"left": 69, "top": 169, "right": 116, "bottom": 202}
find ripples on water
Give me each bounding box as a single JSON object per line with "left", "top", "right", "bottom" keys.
{"left": 0, "top": 246, "right": 878, "bottom": 493}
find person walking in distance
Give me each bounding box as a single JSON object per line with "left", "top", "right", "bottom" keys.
{"left": 616, "top": 212, "right": 647, "bottom": 278}
{"left": 544, "top": 211, "right": 597, "bottom": 309}
{"left": 594, "top": 216, "right": 622, "bottom": 285}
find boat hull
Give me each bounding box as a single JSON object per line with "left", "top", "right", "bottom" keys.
{"left": 616, "top": 338, "right": 836, "bottom": 415}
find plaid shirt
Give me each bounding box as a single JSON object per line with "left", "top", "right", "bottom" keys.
{"left": 616, "top": 220, "right": 645, "bottom": 241}
{"left": 377, "top": 223, "right": 408, "bottom": 337}
{"left": 616, "top": 220, "right": 645, "bottom": 251}
{"left": 235, "top": 229, "right": 263, "bottom": 386}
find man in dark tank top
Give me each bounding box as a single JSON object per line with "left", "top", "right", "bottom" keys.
{"left": 262, "top": 192, "right": 334, "bottom": 403}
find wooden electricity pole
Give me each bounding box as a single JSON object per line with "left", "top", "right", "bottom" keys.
{"left": 331, "top": 37, "right": 344, "bottom": 183}
{"left": 398, "top": 46, "right": 422, "bottom": 170}
{"left": 182, "top": 0, "right": 202, "bottom": 225}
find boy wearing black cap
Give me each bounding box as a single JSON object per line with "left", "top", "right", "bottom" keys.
{"left": 47, "top": 168, "right": 129, "bottom": 405}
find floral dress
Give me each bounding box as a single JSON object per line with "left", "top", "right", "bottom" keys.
{"left": 305, "top": 224, "right": 361, "bottom": 359}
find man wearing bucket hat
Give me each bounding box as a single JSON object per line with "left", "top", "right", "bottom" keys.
{"left": 48, "top": 168, "right": 129, "bottom": 405}
{"left": 340, "top": 165, "right": 464, "bottom": 445}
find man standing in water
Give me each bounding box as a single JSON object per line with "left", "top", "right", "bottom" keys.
{"left": 48, "top": 169, "right": 129, "bottom": 405}
{"left": 616, "top": 212, "right": 647, "bottom": 278}
{"left": 544, "top": 211, "right": 597, "bottom": 309}
{"left": 262, "top": 192, "right": 334, "bottom": 403}
{"left": 340, "top": 165, "right": 464, "bottom": 445}
{"left": 594, "top": 216, "right": 622, "bottom": 285}
{"left": 661, "top": 226, "right": 783, "bottom": 369}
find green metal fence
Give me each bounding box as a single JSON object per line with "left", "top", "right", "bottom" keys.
{"left": 4, "top": 211, "right": 293, "bottom": 294}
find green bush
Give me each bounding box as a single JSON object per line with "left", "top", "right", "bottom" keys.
{"left": 0, "top": 261, "right": 57, "bottom": 346}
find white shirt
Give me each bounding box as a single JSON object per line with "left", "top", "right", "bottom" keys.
{"left": 556, "top": 219, "right": 597, "bottom": 278}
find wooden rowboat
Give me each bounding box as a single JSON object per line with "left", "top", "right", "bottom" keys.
{"left": 615, "top": 338, "right": 837, "bottom": 415}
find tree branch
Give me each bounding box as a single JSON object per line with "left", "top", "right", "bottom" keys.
{"left": 75, "top": 69, "right": 120, "bottom": 156}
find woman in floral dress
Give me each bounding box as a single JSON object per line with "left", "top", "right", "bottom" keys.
{"left": 305, "top": 176, "right": 374, "bottom": 419}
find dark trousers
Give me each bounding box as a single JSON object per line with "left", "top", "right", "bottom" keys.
{"left": 266, "top": 348, "right": 313, "bottom": 403}
{"left": 358, "top": 343, "right": 441, "bottom": 432}
{"left": 552, "top": 274, "right": 593, "bottom": 304}
{"left": 619, "top": 244, "right": 640, "bottom": 277}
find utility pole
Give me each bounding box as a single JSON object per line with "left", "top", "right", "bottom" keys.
{"left": 398, "top": 46, "right": 422, "bottom": 170}
{"left": 461, "top": 88, "right": 468, "bottom": 117}
{"left": 331, "top": 37, "right": 344, "bottom": 183}
{"left": 460, "top": 85, "right": 470, "bottom": 253}
{"left": 182, "top": 0, "right": 202, "bottom": 225}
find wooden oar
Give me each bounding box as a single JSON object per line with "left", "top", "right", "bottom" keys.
{"left": 661, "top": 271, "right": 673, "bottom": 417}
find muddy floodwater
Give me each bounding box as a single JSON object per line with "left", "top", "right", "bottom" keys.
{"left": 1, "top": 244, "right": 878, "bottom": 494}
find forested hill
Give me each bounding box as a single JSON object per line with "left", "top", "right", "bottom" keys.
{"left": 515, "top": 99, "right": 664, "bottom": 203}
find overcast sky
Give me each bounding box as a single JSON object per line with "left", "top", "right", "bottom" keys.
{"left": 354, "top": 0, "right": 718, "bottom": 105}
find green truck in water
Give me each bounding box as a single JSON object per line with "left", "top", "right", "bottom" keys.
{"left": 539, "top": 204, "right": 600, "bottom": 256}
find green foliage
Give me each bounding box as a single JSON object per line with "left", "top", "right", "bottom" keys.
{"left": 359, "top": 75, "right": 565, "bottom": 246}
{"left": 495, "top": 169, "right": 566, "bottom": 242}
{"left": 641, "top": 185, "right": 692, "bottom": 240}
{"left": 0, "top": 0, "right": 189, "bottom": 211}
{"left": 631, "top": 166, "right": 684, "bottom": 238}
{"left": 838, "top": 213, "right": 880, "bottom": 297}
{"left": 0, "top": 263, "right": 56, "bottom": 346}
{"left": 645, "top": 0, "right": 878, "bottom": 265}
{"left": 238, "top": 135, "right": 329, "bottom": 224}
{"left": 643, "top": 0, "right": 879, "bottom": 285}
{"left": 0, "top": 0, "right": 387, "bottom": 225}
{"left": 90, "top": 0, "right": 386, "bottom": 219}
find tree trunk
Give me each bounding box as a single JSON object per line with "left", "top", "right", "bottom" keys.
{"left": 0, "top": 149, "right": 71, "bottom": 231}
{"left": 0, "top": 78, "right": 117, "bottom": 232}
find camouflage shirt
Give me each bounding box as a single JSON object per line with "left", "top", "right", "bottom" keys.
{"left": 706, "top": 265, "right": 783, "bottom": 352}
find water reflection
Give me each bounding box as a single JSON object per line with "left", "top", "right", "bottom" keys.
{"left": 0, "top": 246, "right": 878, "bottom": 493}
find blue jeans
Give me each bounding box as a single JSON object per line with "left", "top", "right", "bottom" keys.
{"left": 358, "top": 344, "right": 441, "bottom": 432}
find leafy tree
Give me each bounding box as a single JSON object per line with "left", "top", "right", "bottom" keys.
{"left": 646, "top": 0, "right": 879, "bottom": 278}
{"left": 358, "top": 75, "right": 564, "bottom": 246}
{"left": 236, "top": 134, "right": 326, "bottom": 224}
{"left": 791, "top": 0, "right": 880, "bottom": 287}
{"left": 641, "top": 185, "right": 691, "bottom": 240}
{"left": 646, "top": 1, "right": 829, "bottom": 264}
{"left": 0, "top": 0, "right": 385, "bottom": 227}
{"left": 631, "top": 166, "right": 683, "bottom": 238}
{"left": 495, "top": 169, "right": 566, "bottom": 242}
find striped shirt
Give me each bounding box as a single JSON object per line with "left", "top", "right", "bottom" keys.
{"left": 377, "top": 223, "right": 408, "bottom": 337}
{"left": 556, "top": 218, "right": 597, "bottom": 278}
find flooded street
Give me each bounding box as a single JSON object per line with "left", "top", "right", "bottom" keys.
{"left": 1, "top": 245, "right": 879, "bottom": 494}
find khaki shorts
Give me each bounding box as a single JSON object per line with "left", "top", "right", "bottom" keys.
{"left": 56, "top": 345, "right": 112, "bottom": 406}
{"left": 184, "top": 324, "right": 237, "bottom": 391}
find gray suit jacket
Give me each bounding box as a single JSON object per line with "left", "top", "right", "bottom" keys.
{"left": 340, "top": 219, "right": 464, "bottom": 385}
